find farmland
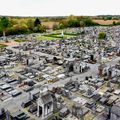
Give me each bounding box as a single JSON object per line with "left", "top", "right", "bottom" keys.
{"left": 93, "top": 19, "right": 120, "bottom": 25}
{"left": 42, "top": 20, "right": 120, "bottom": 29}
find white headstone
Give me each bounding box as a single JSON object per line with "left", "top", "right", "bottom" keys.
{"left": 61, "top": 30, "right": 64, "bottom": 37}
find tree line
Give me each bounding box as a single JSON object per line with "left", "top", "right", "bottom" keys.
{"left": 0, "top": 17, "right": 46, "bottom": 38}
{"left": 0, "top": 15, "right": 120, "bottom": 37}
{"left": 53, "top": 16, "right": 99, "bottom": 30}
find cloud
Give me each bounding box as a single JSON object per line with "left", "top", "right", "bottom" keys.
{"left": 0, "top": 0, "right": 119, "bottom": 16}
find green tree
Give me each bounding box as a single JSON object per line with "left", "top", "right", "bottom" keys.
{"left": 67, "top": 19, "right": 80, "bottom": 27}
{"left": 59, "top": 22, "right": 66, "bottom": 29}
{"left": 84, "top": 18, "right": 98, "bottom": 26}
{"left": 98, "top": 32, "right": 106, "bottom": 39}
{"left": 106, "top": 16, "right": 112, "bottom": 20}
{"left": 53, "top": 24, "right": 58, "bottom": 30}
{"left": 34, "top": 18, "right": 41, "bottom": 27}
{"left": 0, "top": 17, "right": 11, "bottom": 42}
{"left": 66, "top": 15, "right": 80, "bottom": 27}
{"left": 80, "top": 21, "right": 85, "bottom": 28}
{"left": 10, "top": 18, "right": 18, "bottom": 26}
{"left": 7, "top": 24, "right": 28, "bottom": 35}
{"left": 40, "top": 25, "right": 46, "bottom": 32}
{"left": 113, "top": 21, "right": 116, "bottom": 26}
{"left": 34, "top": 25, "right": 46, "bottom": 33}
{"left": 27, "top": 19, "right": 34, "bottom": 31}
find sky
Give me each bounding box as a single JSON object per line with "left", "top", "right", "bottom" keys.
{"left": 0, "top": 0, "right": 119, "bottom": 16}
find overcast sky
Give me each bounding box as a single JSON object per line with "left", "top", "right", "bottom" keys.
{"left": 0, "top": 0, "right": 119, "bottom": 16}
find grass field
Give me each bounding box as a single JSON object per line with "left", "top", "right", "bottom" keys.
{"left": 37, "top": 35, "right": 58, "bottom": 41}
{"left": 15, "top": 39, "right": 27, "bottom": 43}
{"left": 37, "top": 33, "right": 78, "bottom": 41}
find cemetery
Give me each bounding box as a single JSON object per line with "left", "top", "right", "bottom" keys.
{"left": 0, "top": 26, "right": 120, "bottom": 120}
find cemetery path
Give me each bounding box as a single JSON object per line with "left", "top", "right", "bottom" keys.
{"left": 49, "top": 56, "right": 120, "bottom": 89}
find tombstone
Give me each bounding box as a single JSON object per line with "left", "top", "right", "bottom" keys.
{"left": 61, "top": 30, "right": 64, "bottom": 38}
{"left": 107, "top": 81, "right": 112, "bottom": 88}
{"left": 85, "top": 76, "right": 89, "bottom": 80}
{"left": 90, "top": 54, "right": 94, "bottom": 61}
{"left": 72, "top": 103, "right": 84, "bottom": 120}
{"left": 87, "top": 88, "right": 93, "bottom": 96}
{"left": 29, "top": 92, "right": 31, "bottom": 100}
{"left": 104, "top": 69, "right": 107, "bottom": 76}
{"left": 6, "top": 110, "right": 10, "bottom": 120}
{"left": 26, "top": 59, "right": 29, "bottom": 66}
{"left": 98, "top": 65, "right": 104, "bottom": 77}
{"left": 92, "top": 103, "right": 97, "bottom": 115}
{"left": 37, "top": 87, "right": 55, "bottom": 120}
{"left": 108, "top": 67, "right": 112, "bottom": 78}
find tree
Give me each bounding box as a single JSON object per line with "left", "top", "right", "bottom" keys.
{"left": 98, "top": 32, "right": 106, "bottom": 39}
{"left": 7, "top": 24, "right": 28, "bottom": 35}
{"left": 27, "top": 19, "right": 34, "bottom": 31}
{"left": 34, "top": 18, "right": 41, "bottom": 27}
{"left": 59, "top": 20, "right": 68, "bottom": 29}
{"left": 53, "top": 23, "right": 58, "bottom": 30}
{"left": 33, "top": 25, "right": 46, "bottom": 33}
{"left": 59, "top": 23, "right": 66, "bottom": 29}
{"left": 80, "top": 21, "right": 85, "bottom": 28}
{"left": 84, "top": 18, "right": 98, "bottom": 26}
{"left": 40, "top": 25, "right": 46, "bottom": 32}
{"left": 67, "top": 19, "right": 80, "bottom": 27}
{"left": 10, "top": 18, "right": 18, "bottom": 25}
{"left": 66, "top": 15, "right": 80, "bottom": 27}
{"left": 106, "top": 16, "right": 112, "bottom": 20}
{"left": 113, "top": 21, "right": 116, "bottom": 26}
{"left": 0, "top": 17, "right": 11, "bottom": 42}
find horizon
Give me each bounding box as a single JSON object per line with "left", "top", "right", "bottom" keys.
{"left": 0, "top": 14, "right": 120, "bottom": 18}
{"left": 0, "top": 0, "right": 120, "bottom": 17}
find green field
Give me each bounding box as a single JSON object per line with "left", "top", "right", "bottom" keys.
{"left": 37, "top": 35, "right": 58, "bottom": 41}
{"left": 37, "top": 33, "right": 79, "bottom": 41}
{"left": 15, "top": 39, "right": 27, "bottom": 43}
